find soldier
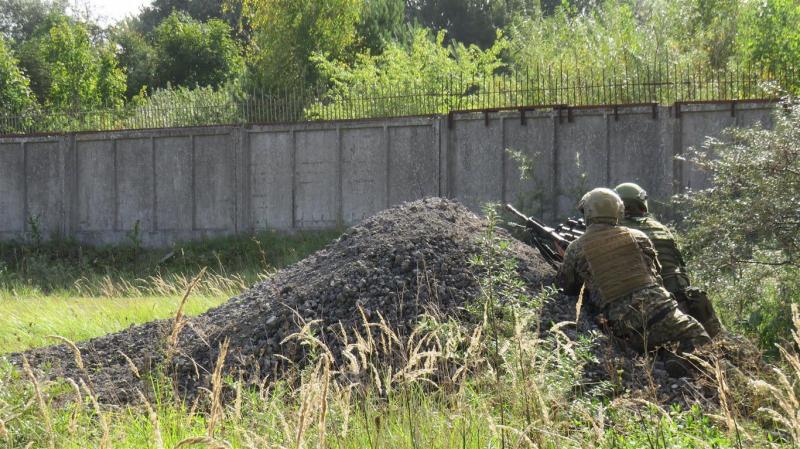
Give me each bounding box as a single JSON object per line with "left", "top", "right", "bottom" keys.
{"left": 614, "top": 182, "right": 723, "bottom": 338}
{"left": 557, "top": 188, "right": 711, "bottom": 363}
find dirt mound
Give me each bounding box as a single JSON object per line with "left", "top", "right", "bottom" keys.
{"left": 8, "top": 198, "right": 552, "bottom": 402}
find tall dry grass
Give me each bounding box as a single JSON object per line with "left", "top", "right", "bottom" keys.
{"left": 750, "top": 304, "right": 800, "bottom": 444}
{"left": 0, "top": 218, "right": 789, "bottom": 448}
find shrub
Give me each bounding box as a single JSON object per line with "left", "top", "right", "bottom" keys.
{"left": 680, "top": 98, "right": 800, "bottom": 349}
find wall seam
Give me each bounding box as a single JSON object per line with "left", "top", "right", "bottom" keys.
{"left": 500, "top": 117, "right": 507, "bottom": 204}
{"left": 384, "top": 125, "right": 390, "bottom": 208}
{"left": 291, "top": 130, "right": 297, "bottom": 230}
{"left": 551, "top": 112, "right": 560, "bottom": 220}
{"left": 605, "top": 111, "right": 611, "bottom": 185}
{"left": 336, "top": 126, "right": 343, "bottom": 228}
{"left": 151, "top": 136, "right": 157, "bottom": 231}
{"left": 21, "top": 142, "right": 27, "bottom": 234}
{"left": 191, "top": 134, "right": 196, "bottom": 231}
{"left": 113, "top": 139, "right": 119, "bottom": 232}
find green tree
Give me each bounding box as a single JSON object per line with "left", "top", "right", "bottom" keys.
{"left": 0, "top": 36, "right": 37, "bottom": 124}
{"left": 737, "top": 0, "right": 800, "bottom": 74}
{"left": 242, "top": 0, "right": 362, "bottom": 92}
{"left": 136, "top": 0, "right": 244, "bottom": 35}
{"left": 358, "top": 0, "right": 405, "bottom": 53}
{"left": 681, "top": 99, "right": 800, "bottom": 349}
{"left": 405, "top": 0, "right": 537, "bottom": 48}
{"left": 151, "top": 12, "right": 243, "bottom": 89}
{"left": 111, "top": 20, "right": 158, "bottom": 98}
{"left": 0, "top": 0, "right": 67, "bottom": 44}
{"left": 506, "top": 0, "right": 706, "bottom": 79}
{"left": 38, "top": 18, "right": 126, "bottom": 110}
{"left": 689, "top": 0, "right": 741, "bottom": 69}
{"left": 310, "top": 27, "right": 507, "bottom": 117}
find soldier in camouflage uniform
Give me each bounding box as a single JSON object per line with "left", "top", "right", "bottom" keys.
{"left": 614, "top": 182, "right": 723, "bottom": 338}
{"left": 557, "top": 188, "right": 711, "bottom": 355}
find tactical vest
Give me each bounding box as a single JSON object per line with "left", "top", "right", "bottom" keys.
{"left": 581, "top": 226, "right": 658, "bottom": 307}
{"left": 621, "top": 216, "right": 690, "bottom": 292}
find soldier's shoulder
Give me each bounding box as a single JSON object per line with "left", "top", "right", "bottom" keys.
{"left": 563, "top": 236, "right": 585, "bottom": 259}
{"left": 642, "top": 217, "right": 677, "bottom": 238}
{"left": 643, "top": 216, "right": 670, "bottom": 229}
{"left": 565, "top": 237, "right": 583, "bottom": 253}
{"left": 621, "top": 216, "right": 647, "bottom": 227}
{"left": 626, "top": 227, "right": 651, "bottom": 241}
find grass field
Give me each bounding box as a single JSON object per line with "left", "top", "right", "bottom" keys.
{"left": 0, "top": 230, "right": 339, "bottom": 355}
{"left": 0, "top": 227, "right": 797, "bottom": 448}
{"left": 0, "top": 295, "right": 226, "bottom": 354}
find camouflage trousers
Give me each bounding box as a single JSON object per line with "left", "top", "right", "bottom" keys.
{"left": 673, "top": 287, "right": 724, "bottom": 339}
{"left": 602, "top": 286, "right": 712, "bottom": 352}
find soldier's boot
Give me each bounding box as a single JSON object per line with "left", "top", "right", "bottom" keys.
{"left": 664, "top": 355, "right": 692, "bottom": 378}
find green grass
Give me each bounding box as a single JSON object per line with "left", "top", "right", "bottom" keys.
{"left": 0, "top": 229, "right": 340, "bottom": 297}
{"left": 0, "top": 230, "right": 339, "bottom": 355}
{"left": 0, "top": 295, "right": 226, "bottom": 354}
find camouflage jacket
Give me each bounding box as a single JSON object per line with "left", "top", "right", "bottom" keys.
{"left": 620, "top": 215, "right": 691, "bottom": 293}
{"left": 557, "top": 223, "right": 663, "bottom": 309}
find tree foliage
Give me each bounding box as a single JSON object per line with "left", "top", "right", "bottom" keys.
{"left": 111, "top": 19, "right": 158, "bottom": 98}
{"left": 37, "top": 17, "right": 126, "bottom": 110}
{"left": 152, "top": 12, "right": 243, "bottom": 90}
{"left": 506, "top": 0, "right": 706, "bottom": 75}
{"left": 358, "top": 0, "right": 406, "bottom": 53}
{"left": 680, "top": 99, "right": 800, "bottom": 347}
{"left": 405, "top": 0, "right": 537, "bottom": 48}
{"left": 242, "top": 0, "right": 362, "bottom": 91}
{"left": 311, "top": 27, "right": 507, "bottom": 117}
{"left": 0, "top": 36, "right": 36, "bottom": 118}
{"left": 0, "top": 0, "right": 67, "bottom": 44}
{"left": 136, "top": 0, "right": 243, "bottom": 34}
{"left": 737, "top": 0, "right": 800, "bottom": 73}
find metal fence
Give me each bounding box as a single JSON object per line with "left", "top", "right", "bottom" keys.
{"left": 1, "top": 64, "right": 797, "bottom": 135}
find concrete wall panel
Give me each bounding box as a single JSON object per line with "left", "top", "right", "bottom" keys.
{"left": 450, "top": 118, "right": 504, "bottom": 212}
{"left": 0, "top": 143, "right": 24, "bottom": 232}
{"left": 116, "top": 138, "right": 154, "bottom": 231}
{"left": 341, "top": 127, "right": 386, "bottom": 225}
{"left": 25, "top": 141, "right": 62, "bottom": 235}
{"left": 680, "top": 111, "right": 735, "bottom": 191}
{"left": 608, "top": 113, "right": 671, "bottom": 201}
{"left": 388, "top": 125, "right": 438, "bottom": 205}
{"left": 77, "top": 140, "right": 115, "bottom": 231}
{"left": 735, "top": 107, "right": 773, "bottom": 129}
{"left": 250, "top": 131, "right": 293, "bottom": 230}
{"left": 555, "top": 114, "right": 607, "bottom": 218}
{"left": 154, "top": 136, "right": 193, "bottom": 231}
{"left": 194, "top": 134, "right": 235, "bottom": 230}
{"left": 503, "top": 115, "right": 555, "bottom": 219}
{"left": 295, "top": 130, "right": 338, "bottom": 228}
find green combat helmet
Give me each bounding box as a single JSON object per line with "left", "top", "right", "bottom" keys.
{"left": 578, "top": 188, "right": 623, "bottom": 225}
{"left": 615, "top": 182, "right": 648, "bottom": 216}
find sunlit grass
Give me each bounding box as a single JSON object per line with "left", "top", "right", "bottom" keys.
{"left": 0, "top": 294, "right": 228, "bottom": 354}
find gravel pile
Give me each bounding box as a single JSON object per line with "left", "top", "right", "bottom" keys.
{"left": 8, "top": 197, "right": 745, "bottom": 406}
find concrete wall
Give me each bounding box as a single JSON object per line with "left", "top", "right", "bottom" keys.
{"left": 0, "top": 101, "right": 774, "bottom": 246}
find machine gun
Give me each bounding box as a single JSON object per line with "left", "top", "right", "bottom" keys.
{"left": 504, "top": 204, "right": 586, "bottom": 269}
